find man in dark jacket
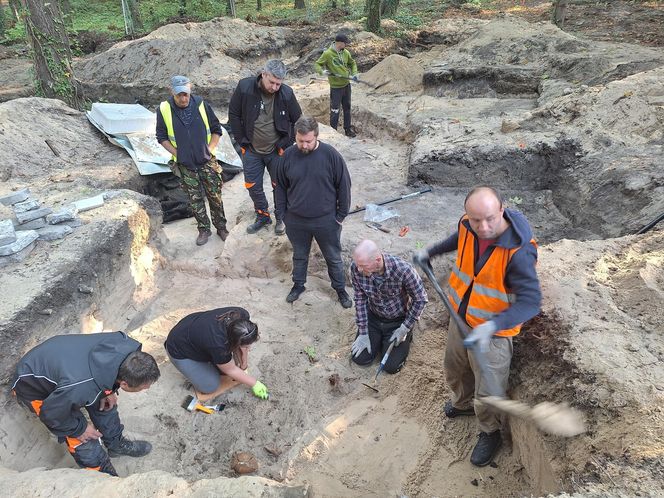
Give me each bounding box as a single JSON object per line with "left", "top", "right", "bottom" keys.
{"left": 414, "top": 186, "right": 541, "bottom": 467}
{"left": 157, "top": 75, "right": 228, "bottom": 246}
{"left": 228, "top": 60, "right": 302, "bottom": 236}
{"left": 275, "top": 116, "right": 353, "bottom": 308}
{"left": 12, "top": 332, "right": 160, "bottom": 476}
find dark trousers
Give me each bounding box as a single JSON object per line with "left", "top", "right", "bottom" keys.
{"left": 15, "top": 389, "right": 123, "bottom": 474}
{"left": 241, "top": 147, "right": 282, "bottom": 219}
{"left": 330, "top": 85, "right": 352, "bottom": 132}
{"left": 284, "top": 212, "right": 346, "bottom": 291}
{"left": 352, "top": 312, "right": 412, "bottom": 374}
{"left": 176, "top": 157, "right": 227, "bottom": 232}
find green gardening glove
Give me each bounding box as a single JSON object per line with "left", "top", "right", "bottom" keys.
{"left": 252, "top": 380, "right": 269, "bottom": 400}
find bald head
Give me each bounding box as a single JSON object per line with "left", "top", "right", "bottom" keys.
{"left": 464, "top": 186, "right": 508, "bottom": 240}
{"left": 353, "top": 239, "right": 384, "bottom": 276}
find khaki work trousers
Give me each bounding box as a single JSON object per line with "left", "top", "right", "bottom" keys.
{"left": 444, "top": 317, "right": 513, "bottom": 433}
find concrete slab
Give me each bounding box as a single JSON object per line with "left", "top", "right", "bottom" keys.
{"left": 87, "top": 103, "right": 155, "bottom": 135}
{"left": 0, "top": 219, "right": 17, "bottom": 246}
{"left": 0, "top": 241, "right": 36, "bottom": 268}
{"left": 0, "top": 230, "right": 38, "bottom": 256}
{"left": 46, "top": 205, "right": 78, "bottom": 224}
{"left": 12, "top": 199, "right": 40, "bottom": 213}
{"left": 73, "top": 195, "right": 104, "bottom": 213}
{"left": 14, "top": 217, "right": 46, "bottom": 230}
{"left": 37, "top": 224, "right": 73, "bottom": 241}
{"left": 0, "top": 188, "right": 30, "bottom": 206}
{"left": 16, "top": 207, "right": 53, "bottom": 224}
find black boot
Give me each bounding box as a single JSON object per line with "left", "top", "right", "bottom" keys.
{"left": 286, "top": 284, "right": 306, "bottom": 303}
{"left": 107, "top": 436, "right": 152, "bottom": 458}
{"left": 337, "top": 289, "right": 353, "bottom": 309}
{"left": 470, "top": 430, "right": 501, "bottom": 467}
{"left": 345, "top": 127, "right": 357, "bottom": 138}
{"left": 247, "top": 214, "right": 272, "bottom": 234}
{"left": 196, "top": 228, "right": 211, "bottom": 246}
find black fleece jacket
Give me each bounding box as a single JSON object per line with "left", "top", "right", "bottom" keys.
{"left": 228, "top": 75, "right": 302, "bottom": 151}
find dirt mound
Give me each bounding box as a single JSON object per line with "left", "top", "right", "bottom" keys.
{"left": 74, "top": 18, "right": 297, "bottom": 106}
{"left": 0, "top": 98, "right": 141, "bottom": 191}
{"left": 362, "top": 54, "right": 424, "bottom": 94}
{"left": 286, "top": 22, "right": 401, "bottom": 77}
{"left": 0, "top": 466, "right": 309, "bottom": 497}
{"left": 416, "top": 18, "right": 489, "bottom": 46}
{"left": 423, "top": 16, "right": 664, "bottom": 99}
{"left": 511, "top": 230, "right": 664, "bottom": 496}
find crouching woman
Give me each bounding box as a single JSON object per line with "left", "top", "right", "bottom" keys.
{"left": 165, "top": 307, "right": 269, "bottom": 401}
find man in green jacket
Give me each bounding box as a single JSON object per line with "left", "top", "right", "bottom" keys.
{"left": 314, "top": 33, "right": 359, "bottom": 138}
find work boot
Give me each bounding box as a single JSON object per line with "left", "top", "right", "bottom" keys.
{"left": 217, "top": 226, "right": 229, "bottom": 241}
{"left": 274, "top": 219, "right": 286, "bottom": 236}
{"left": 470, "top": 430, "right": 501, "bottom": 467}
{"left": 337, "top": 289, "right": 353, "bottom": 309}
{"left": 247, "top": 214, "right": 272, "bottom": 234}
{"left": 345, "top": 128, "right": 357, "bottom": 138}
{"left": 444, "top": 400, "right": 475, "bottom": 418}
{"left": 196, "top": 228, "right": 212, "bottom": 246}
{"left": 107, "top": 436, "right": 152, "bottom": 458}
{"left": 286, "top": 284, "right": 306, "bottom": 303}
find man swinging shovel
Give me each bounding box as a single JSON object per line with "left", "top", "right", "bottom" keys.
{"left": 413, "top": 186, "right": 543, "bottom": 467}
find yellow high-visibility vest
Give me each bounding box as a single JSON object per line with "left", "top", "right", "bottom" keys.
{"left": 159, "top": 100, "right": 211, "bottom": 161}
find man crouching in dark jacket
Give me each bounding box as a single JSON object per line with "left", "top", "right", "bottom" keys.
{"left": 12, "top": 332, "right": 160, "bottom": 476}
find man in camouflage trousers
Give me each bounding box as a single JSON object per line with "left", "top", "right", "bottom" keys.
{"left": 157, "top": 75, "right": 228, "bottom": 246}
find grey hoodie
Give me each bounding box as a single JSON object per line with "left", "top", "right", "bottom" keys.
{"left": 12, "top": 332, "right": 141, "bottom": 438}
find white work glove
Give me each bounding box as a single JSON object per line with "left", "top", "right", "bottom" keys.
{"left": 412, "top": 249, "right": 430, "bottom": 267}
{"left": 351, "top": 333, "right": 371, "bottom": 357}
{"left": 463, "top": 321, "right": 498, "bottom": 353}
{"left": 389, "top": 324, "right": 409, "bottom": 345}
{"left": 322, "top": 69, "right": 331, "bottom": 76}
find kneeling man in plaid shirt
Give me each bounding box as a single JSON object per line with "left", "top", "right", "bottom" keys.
{"left": 350, "top": 239, "right": 428, "bottom": 373}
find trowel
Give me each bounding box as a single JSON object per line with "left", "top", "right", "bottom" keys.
{"left": 361, "top": 340, "right": 396, "bottom": 393}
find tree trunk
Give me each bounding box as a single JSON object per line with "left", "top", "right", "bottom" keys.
{"left": 58, "top": 0, "right": 72, "bottom": 26}
{"left": 552, "top": 0, "right": 568, "bottom": 28}
{"left": 330, "top": 0, "right": 337, "bottom": 8}
{"left": 9, "top": 0, "right": 21, "bottom": 21}
{"left": 22, "top": 0, "right": 82, "bottom": 109}
{"left": 178, "top": 0, "right": 186, "bottom": 17}
{"left": 294, "top": 0, "right": 305, "bottom": 9}
{"left": 365, "top": 0, "right": 380, "bottom": 33}
{"left": 380, "top": 0, "right": 399, "bottom": 16}
{"left": 257, "top": 0, "right": 261, "bottom": 11}
{"left": 227, "top": 0, "right": 236, "bottom": 17}
{"left": 0, "top": 3, "right": 5, "bottom": 37}
{"left": 127, "top": 0, "right": 143, "bottom": 31}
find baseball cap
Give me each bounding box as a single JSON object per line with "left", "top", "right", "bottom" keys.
{"left": 171, "top": 75, "right": 191, "bottom": 94}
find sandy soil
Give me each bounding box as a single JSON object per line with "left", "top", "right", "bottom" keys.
{"left": 1, "top": 12, "right": 663, "bottom": 498}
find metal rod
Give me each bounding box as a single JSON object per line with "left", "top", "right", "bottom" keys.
{"left": 414, "top": 260, "right": 503, "bottom": 398}
{"left": 349, "top": 187, "right": 432, "bottom": 215}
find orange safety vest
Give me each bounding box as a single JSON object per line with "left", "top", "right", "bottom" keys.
{"left": 447, "top": 215, "right": 537, "bottom": 337}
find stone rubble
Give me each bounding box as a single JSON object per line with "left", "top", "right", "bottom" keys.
{"left": 0, "top": 190, "right": 104, "bottom": 266}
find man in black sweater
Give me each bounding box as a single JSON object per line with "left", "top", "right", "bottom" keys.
{"left": 275, "top": 116, "right": 353, "bottom": 308}
{"left": 228, "top": 60, "right": 302, "bottom": 235}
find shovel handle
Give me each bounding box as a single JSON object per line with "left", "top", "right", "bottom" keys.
{"left": 414, "top": 260, "right": 503, "bottom": 397}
